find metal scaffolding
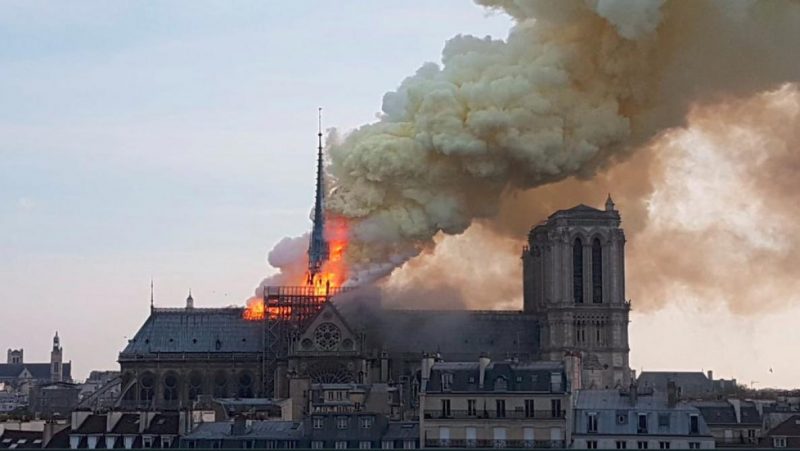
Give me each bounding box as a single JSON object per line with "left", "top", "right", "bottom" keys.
{"left": 260, "top": 285, "right": 351, "bottom": 398}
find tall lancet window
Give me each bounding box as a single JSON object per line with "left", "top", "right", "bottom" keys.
{"left": 573, "top": 238, "right": 583, "bottom": 303}
{"left": 592, "top": 238, "right": 603, "bottom": 303}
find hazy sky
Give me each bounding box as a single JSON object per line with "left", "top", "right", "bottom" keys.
{"left": 0, "top": 0, "right": 514, "bottom": 379}
{"left": 0, "top": 1, "right": 794, "bottom": 389}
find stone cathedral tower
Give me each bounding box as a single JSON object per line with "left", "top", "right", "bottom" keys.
{"left": 522, "top": 197, "right": 631, "bottom": 389}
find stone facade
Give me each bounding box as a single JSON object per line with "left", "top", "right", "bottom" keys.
{"left": 119, "top": 200, "right": 634, "bottom": 410}
{"left": 522, "top": 198, "right": 631, "bottom": 389}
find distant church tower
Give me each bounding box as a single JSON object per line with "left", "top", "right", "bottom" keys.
{"left": 522, "top": 196, "right": 631, "bottom": 389}
{"left": 50, "top": 332, "right": 63, "bottom": 382}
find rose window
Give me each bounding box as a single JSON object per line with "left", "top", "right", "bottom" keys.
{"left": 314, "top": 322, "right": 341, "bottom": 350}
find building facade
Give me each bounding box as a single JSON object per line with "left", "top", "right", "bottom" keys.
{"left": 117, "top": 200, "right": 634, "bottom": 417}
{"left": 523, "top": 198, "right": 631, "bottom": 389}
{"left": 419, "top": 358, "right": 569, "bottom": 448}
{"left": 572, "top": 388, "right": 715, "bottom": 449}
{"left": 0, "top": 333, "right": 72, "bottom": 398}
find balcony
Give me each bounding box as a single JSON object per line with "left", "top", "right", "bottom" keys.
{"left": 424, "top": 410, "right": 566, "bottom": 420}
{"left": 425, "top": 439, "right": 567, "bottom": 448}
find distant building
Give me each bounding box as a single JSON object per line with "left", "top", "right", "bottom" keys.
{"left": 180, "top": 419, "right": 303, "bottom": 449}
{"left": 28, "top": 382, "right": 80, "bottom": 418}
{"left": 638, "top": 371, "right": 738, "bottom": 400}
{"left": 0, "top": 333, "right": 72, "bottom": 398}
{"left": 67, "top": 411, "right": 182, "bottom": 449}
{"left": 760, "top": 414, "right": 800, "bottom": 448}
{"left": 571, "top": 387, "right": 715, "bottom": 449}
{"left": 117, "top": 200, "right": 635, "bottom": 412}
{"left": 692, "top": 399, "right": 761, "bottom": 447}
{"left": 419, "top": 357, "right": 569, "bottom": 448}
{"left": 179, "top": 417, "right": 419, "bottom": 449}
{"left": 74, "top": 371, "right": 121, "bottom": 412}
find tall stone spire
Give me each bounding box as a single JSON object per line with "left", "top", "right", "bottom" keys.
{"left": 307, "top": 108, "right": 330, "bottom": 285}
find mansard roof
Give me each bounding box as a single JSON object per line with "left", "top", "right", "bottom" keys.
{"left": 426, "top": 360, "right": 565, "bottom": 393}
{"left": 0, "top": 430, "right": 43, "bottom": 449}
{"left": 184, "top": 420, "right": 304, "bottom": 440}
{"left": 119, "top": 307, "right": 262, "bottom": 357}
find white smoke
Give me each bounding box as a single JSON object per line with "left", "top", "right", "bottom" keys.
{"left": 318, "top": 0, "right": 800, "bottom": 285}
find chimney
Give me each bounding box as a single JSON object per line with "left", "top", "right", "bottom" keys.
{"left": 667, "top": 381, "right": 678, "bottom": 407}
{"left": 421, "top": 353, "right": 435, "bottom": 383}
{"left": 479, "top": 353, "right": 490, "bottom": 389}
{"left": 563, "top": 352, "right": 583, "bottom": 391}
{"left": 630, "top": 379, "right": 639, "bottom": 406}
{"left": 707, "top": 370, "right": 713, "bottom": 381}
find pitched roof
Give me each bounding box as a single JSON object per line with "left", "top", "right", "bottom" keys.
{"left": 0, "top": 363, "right": 72, "bottom": 381}
{"left": 44, "top": 426, "right": 70, "bottom": 449}
{"left": 336, "top": 303, "right": 540, "bottom": 361}
{"left": 638, "top": 371, "right": 714, "bottom": 397}
{"left": 74, "top": 414, "right": 107, "bottom": 434}
{"left": 111, "top": 414, "right": 140, "bottom": 434}
{"left": 765, "top": 414, "right": 800, "bottom": 437}
{"left": 120, "top": 307, "right": 263, "bottom": 356}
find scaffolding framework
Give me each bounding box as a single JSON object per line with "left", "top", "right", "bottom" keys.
{"left": 260, "top": 285, "right": 351, "bottom": 398}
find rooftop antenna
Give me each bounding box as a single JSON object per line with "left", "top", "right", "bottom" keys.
{"left": 150, "top": 278, "right": 154, "bottom": 311}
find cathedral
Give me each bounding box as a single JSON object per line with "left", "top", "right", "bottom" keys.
{"left": 117, "top": 198, "right": 631, "bottom": 412}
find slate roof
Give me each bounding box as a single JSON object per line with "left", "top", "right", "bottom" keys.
{"left": 143, "top": 413, "right": 179, "bottom": 435}
{"left": 121, "top": 300, "right": 540, "bottom": 361}
{"left": 638, "top": 371, "right": 714, "bottom": 397}
{"left": 426, "top": 361, "right": 565, "bottom": 393}
{"left": 574, "top": 389, "right": 713, "bottom": 437}
{"left": 336, "top": 303, "right": 540, "bottom": 361}
{"left": 383, "top": 422, "right": 419, "bottom": 441}
{"left": 44, "top": 426, "right": 70, "bottom": 449}
{"left": 184, "top": 421, "right": 304, "bottom": 440}
{"left": 765, "top": 414, "right": 800, "bottom": 437}
{"left": 73, "top": 414, "right": 107, "bottom": 434}
{"left": 0, "top": 430, "right": 43, "bottom": 449}
{"left": 120, "top": 307, "right": 263, "bottom": 357}
{"left": 111, "top": 414, "right": 140, "bottom": 434}
{"left": 0, "top": 363, "right": 72, "bottom": 381}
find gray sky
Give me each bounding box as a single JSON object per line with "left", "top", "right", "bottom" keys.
{"left": 0, "top": 1, "right": 794, "bottom": 389}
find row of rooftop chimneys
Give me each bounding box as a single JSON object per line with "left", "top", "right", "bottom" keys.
{"left": 420, "top": 353, "right": 496, "bottom": 390}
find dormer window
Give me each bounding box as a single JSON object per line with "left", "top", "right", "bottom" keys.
{"left": 442, "top": 373, "right": 454, "bottom": 391}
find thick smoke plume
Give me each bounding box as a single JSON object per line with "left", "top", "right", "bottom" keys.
{"left": 323, "top": 0, "right": 800, "bottom": 285}
{"left": 260, "top": 1, "right": 800, "bottom": 310}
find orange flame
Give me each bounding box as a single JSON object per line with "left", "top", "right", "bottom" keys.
{"left": 243, "top": 298, "right": 294, "bottom": 321}
{"left": 243, "top": 298, "right": 266, "bottom": 320}
{"left": 309, "top": 216, "right": 348, "bottom": 295}
{"left": 242, "top": 216, "right": 349, "bottom": 321}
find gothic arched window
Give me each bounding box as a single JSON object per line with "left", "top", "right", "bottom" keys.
{"left": 592, "top": 238, "right": 603, "bottom": 303}
{"left": 573, "top": 238, "right": 584, "bottom": 303}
